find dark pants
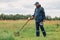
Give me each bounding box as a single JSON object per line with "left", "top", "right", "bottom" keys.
{"left": 36, "top": 22, "right": 46, "bottom": 37}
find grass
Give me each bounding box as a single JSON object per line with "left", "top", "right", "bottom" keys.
{"left": 0, "top": 20, "right": 60, "bottom": 40}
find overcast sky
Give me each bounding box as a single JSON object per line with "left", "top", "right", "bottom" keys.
{"left": 0, "top": 0, "right": 60, "bottom": 17}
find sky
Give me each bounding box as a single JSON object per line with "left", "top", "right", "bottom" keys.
{"left": 0, "top": 0, "right": 60, "bottom": 17}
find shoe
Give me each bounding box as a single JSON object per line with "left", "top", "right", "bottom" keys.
{"left": 43, "top": 32, "right": 46, "bottom": 37}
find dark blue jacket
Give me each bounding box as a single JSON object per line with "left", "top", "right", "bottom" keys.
{"left": 33, "top": 7, "right": 45, "bottom": 22}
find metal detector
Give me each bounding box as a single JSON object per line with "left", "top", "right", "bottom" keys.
{"left": 14, "top": 20, "right": 30, "bottom": 36}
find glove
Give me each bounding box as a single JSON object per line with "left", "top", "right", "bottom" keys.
{"left": 28, "top": 17, "right": 34, "bottom": 20}
{"left": 28, "top": 17, "right": 31, "bottom": 20}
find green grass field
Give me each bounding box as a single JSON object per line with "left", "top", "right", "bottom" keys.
{"left": 0, "top": 20, "right": 60, "bottom": 40}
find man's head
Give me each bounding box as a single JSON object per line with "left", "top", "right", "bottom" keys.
{"left": 34, "top": 2, "right": 41, "bottom": 8}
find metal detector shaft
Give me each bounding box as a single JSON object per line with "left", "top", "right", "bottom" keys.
{"left": 14, "top": 20, "right": 30, "bottom": 36}
{"left": 19, "top": 20, "right": 30, "bottom": 32}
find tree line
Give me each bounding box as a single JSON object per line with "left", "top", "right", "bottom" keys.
{"left": 0, "top": 14, "right": 31, "bottom": 20}
{"left": 0, "top": 14, "right": 60, "bottom": 20}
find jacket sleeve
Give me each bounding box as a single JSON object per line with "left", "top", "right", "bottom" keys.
{"left": 42, "top": 7, "right": 46, "bottom": 20}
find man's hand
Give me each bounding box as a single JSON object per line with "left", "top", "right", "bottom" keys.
{"left": 28, "top": 17, "right": 31, "bottom": 21}
{"left": 28, "top": 16, "right": 34, "bottom": 20}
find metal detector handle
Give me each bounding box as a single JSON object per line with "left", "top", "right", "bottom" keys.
{"left": 19, "top": 20, "right": 30, "bottom": 31}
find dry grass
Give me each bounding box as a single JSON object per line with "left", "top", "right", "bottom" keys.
{"left": 0, "top": 20, "right": 60, "bottom": 40}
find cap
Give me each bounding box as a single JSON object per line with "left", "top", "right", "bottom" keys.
{"left": 34, "top": 2, "right": 39, "bottom": 5}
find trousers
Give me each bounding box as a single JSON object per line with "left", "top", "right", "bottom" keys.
{"left": 36, "top": 22, "right": 46, "bottom": 37}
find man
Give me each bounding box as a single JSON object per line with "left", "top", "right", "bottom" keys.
{"left": 28, "top": 2, "right": 46, "bottom": 37}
